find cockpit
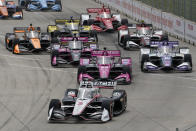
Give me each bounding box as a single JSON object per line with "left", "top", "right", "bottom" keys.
{"left": 77, "top": 88, "right": 99, "bottom": 99}
{"left": 137, "top": 28, "right": 152, "bottom": 35}
{"left": 27, "top": 31, "right": 39, "bottom": 38}
{"left": 97, "top": 56, "right": 112, "bottom": 65}
{"left": 99, "top": 12, "right": 111, "bottom": 18}
{"left": 68, "top": 41, "right": 82, "bottom": 50}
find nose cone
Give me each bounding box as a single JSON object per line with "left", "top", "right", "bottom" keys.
{"left": 162, "top": 55, "right": 172, "bottom": 67}
{"left": 99, "top": 65, "right": 111, "bottom": 78}
{"left": 0, "top": 7, "right": 8, "bottom": 16}
{"left": 40, "top": 0, "right": 48, "bottom": 8}
{"left": 72, "top": 99, "right": 91, "bottom": 116}
{"left": 71, "top": 51, "right": 81, "bottom": 61}
{"left": 103, "top": 19, "right": 113, "bottom": 29}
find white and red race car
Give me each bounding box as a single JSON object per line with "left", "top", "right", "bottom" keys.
{"left": 80, "top": 5, "right": 128, "bottom": 32}
{"left": 48, "top": 81, "right": 127, "bottom": 122}
{"left": 118, "top": 23, "right": 164, "bottom": 49}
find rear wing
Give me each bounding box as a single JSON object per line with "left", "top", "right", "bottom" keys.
{"left": 150, "top": 41, "right": 179, "bottom": 47}
{"left": 80, "top": 80, "right": 117, "bottom": 89}
{"left": 136, "top": 24, "right": 153, "bottom": 28}
{"left": 92, "top": 50, "right": 121, "bottom": 57}
{"left": 60, "top": 37, "right": 89, "bottom": 42}
{"left": 87, "top": 8, "right": 110, "bottom": 13}
{"left": 13, "top": 27, "right": 41, "bottom": 33}
{"left": 55, "top": 19, "right": 80, "bottom": 25}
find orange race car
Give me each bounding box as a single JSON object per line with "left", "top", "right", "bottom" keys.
{"left": 5, "top": 24, "right": 51, "bottom": 54}
{"left": 0, "top": 0, "right": 23, "bottom": 19}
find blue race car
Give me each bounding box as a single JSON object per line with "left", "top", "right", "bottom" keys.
{"left": 18, "top": 0, "right": 62, "bottom": 11}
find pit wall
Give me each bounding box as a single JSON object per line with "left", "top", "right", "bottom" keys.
{"left": 95, "top": 0, "right": 196, "bottom": 45}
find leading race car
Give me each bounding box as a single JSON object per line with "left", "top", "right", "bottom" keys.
{"left": 5, "top": 24, "right": 51, "bottom": 54}
{"left": 47, "top": 18, "right": 98, "bottom": 43}
{"left": 77, "top": 48, "right": 132, "bottom": 85}
{"left": 18, "top": 0, "right": 62, "bottom": 11}
{"left": 0, "top": 0, "right": 23, "bottom": 19}
{"left": 81, "top": 5, "right": 128, "bottom": 32}
{"left": 140, "top": 41, "right": 192, "bottom": 72}
{"left": 48, "top": 81, "right": 127, "bottom": 122}
{"left": 118, "top": 23, "right": 164, "bottom": 49}
{"left": 51, "top": 38, "right": 98, "bottom": 67}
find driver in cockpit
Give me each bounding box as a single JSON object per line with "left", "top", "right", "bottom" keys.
{"left": 28, "top": 23, "right": 35, "bottom": 32}
{"left": 72, "top": 33, "right": 78, "bottom": 41}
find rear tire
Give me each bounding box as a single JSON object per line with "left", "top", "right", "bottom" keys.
{"left": 112, "top": 90, "right": 127, "bottom": 116}
{"left": 87, "top": 19, "right": 94, "bottom": 25}
{"left": 121, "top": 19, "right": 128, "bottom": 25}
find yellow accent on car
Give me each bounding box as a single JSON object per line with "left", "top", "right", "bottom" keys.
{"left": 82, "top": 26, "right": 91, "bottom": 31}
{"left": 48, "top": 26, "right": 57, "bottom": 33}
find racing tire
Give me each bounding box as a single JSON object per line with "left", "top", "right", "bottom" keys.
{"left": 101, "top": 100, "right": 113, "bottom": 121}
{"left": 51, "top": 50, "right": 59, "bottom": 67}
{"left": 87, "top": 19, "right": 94, "bottom": 25}
{"left": 55, "top": 0, "right": 62, "bottom": 12}
{"left": 53, "top": 30, "right": 61, "bottom": 38}
{"left": 90, "top": 30, "right": 98, "bottom": 43}
{"left": 121, "top": 19, "right": 128, "bottom": 25}
{"left": 5, "top": 33, "right": 14, "bottom": 50}
{"left": 48, "top": 99, "right": 61, "bottom": 115}
{"left": 112, "top": 90, "right": 127, "bottom": 116}
{"left": 77, "top": 66, "right": 86, "bottom": 84}
{"left": 122, "top": 66, "right": 132, "bottom": 84}
{"left": 184, "top": 54, "right": 192, "bottom": 72}
{"left": 12, "top": 39, "right": 20, "bottom": 54}
{"left": 141, "top": 54, "right": 149, "bottom": 72}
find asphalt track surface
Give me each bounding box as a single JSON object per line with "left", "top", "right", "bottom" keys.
{"left": 0, "top": 0, "right": 196, "bottom": 131}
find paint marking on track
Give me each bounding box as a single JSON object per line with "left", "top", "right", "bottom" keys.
{"left": 7, "top": 63, "right": 77, "bottom": 74}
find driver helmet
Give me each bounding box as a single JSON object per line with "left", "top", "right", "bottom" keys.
{"left": 28, "top": 23, "right": 35, "bottom": 31}
{"left": 72, "top": 33, "right": 78, "bottom": 41}
{"left": 102, "top": 47, "right": 108, "bottom": 56}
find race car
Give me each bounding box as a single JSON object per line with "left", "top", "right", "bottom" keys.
{"left": 0, "top": 0, "right": 23, "bottom": 19}
{"left": 77, "top": 48, "right": 132, "bottom": 85}
{"left": 18, "top": 0, "right": 62, "bottom": 11}
{"left": 140, "top": 41, "right": 192, "bottom": 72}
{"left": 48, "top": 80, "right": 127, "bottom": 122}
{"left": 47, "top": 18, "right": 98, "bottom": 43}
{"left": 5, "top": 25, "right": 51, "bottom": 54}
{"left": 51, "top": 38, "right": 98, "bottom": 67}
{"left": 118, "top": 23, "right": 164, "bottom": 49}
{"left": 80, "top": 5, "right": 128, "bottom": 32}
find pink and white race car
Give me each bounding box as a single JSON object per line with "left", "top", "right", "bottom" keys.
{"left": 77, "top": 48, "right": 132, "bottom": 85}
